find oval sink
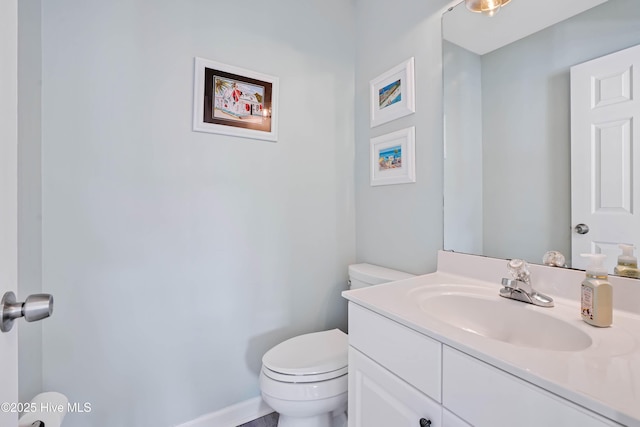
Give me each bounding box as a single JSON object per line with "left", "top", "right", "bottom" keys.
{"left": 419, "top": 293, "right": 592, "bottom": 351}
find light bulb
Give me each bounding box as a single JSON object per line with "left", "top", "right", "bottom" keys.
{"left": 479, "top": 0, "right": 500, "bottom": 16}
{"left": 465, "top": 0, "right": 506, "bottom": 17}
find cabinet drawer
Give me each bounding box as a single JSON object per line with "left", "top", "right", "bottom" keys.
{"left": 348, "top": 302, "right": 442, "bottom": 402}
{"left": 442, "top": 346, "right": 622, "bottom": 427}
{"left": 349, "top": 347, "right": 442, "bottom": 427}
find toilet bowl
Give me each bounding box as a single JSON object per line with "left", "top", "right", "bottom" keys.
{"left": 259, "top": 264, "right": 415, "bottom": 427}
{"left": 260, "top": 329, "right": 348, "bottom": 427}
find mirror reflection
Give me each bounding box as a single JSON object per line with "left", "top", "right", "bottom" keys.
{"left": 443, "top": 0, "right": 640, "bottom": 276}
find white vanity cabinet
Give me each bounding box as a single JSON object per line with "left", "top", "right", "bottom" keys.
{"left": 349, "top": 348, "right": 442, "bottom": 427}
{"left": 348, "top": 303, "right": 442, "bottom": 427}
{"left": 441, "top": 409, "right": 471, "bottom": 427}
{"left": 347, "top": 302, "right": 623, "bottom": 427}
{"left": 442, "top": 346, "right": 622, "bottom": 427}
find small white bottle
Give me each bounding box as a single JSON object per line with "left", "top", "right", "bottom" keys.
{"left": 580, "top": 253, "right": 612, "bottom": 327}
{"left": 613, "top": 244, "right": 640, "bottom": 279}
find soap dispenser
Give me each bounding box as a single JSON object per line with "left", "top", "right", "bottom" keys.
{"left": 613, "top": 244, "right": 640, "bottom": 279}
{"left": 580, "top": 253, "right": 612, "bottom": 327}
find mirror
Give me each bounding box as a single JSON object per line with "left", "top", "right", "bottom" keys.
{"left": 443, "top": 0, "right": 640, "bottom": 274}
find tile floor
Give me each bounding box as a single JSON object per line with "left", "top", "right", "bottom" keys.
{"left": 237, "top": 411, "right": 279, "bottom": 427}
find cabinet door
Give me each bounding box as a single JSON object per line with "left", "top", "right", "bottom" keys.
{"left": 442, "top": 409, "right": 471, "bottom": 427}
{"left": 349, "top": 347, "right": 442, "bottom": 427}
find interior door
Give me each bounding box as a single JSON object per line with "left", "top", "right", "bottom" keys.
{"left": 571, "top": 43, "right": 640, "bottom": 272}
{"left": 0, "top": 0, "right": 20, "bottom": 424}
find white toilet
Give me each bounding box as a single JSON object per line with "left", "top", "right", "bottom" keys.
{"left": 259, "top": 263, "right": 415, "bottom": 427}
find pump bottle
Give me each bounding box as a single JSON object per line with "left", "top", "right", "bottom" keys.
{"left": 580, "top": 253, "right": 612, "bottom": 327}
{"left": 613, "top": 244, "right": 640, "bottom": 279}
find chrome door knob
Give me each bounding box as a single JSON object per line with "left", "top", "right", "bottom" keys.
{"left": 575, "top": 223, "right": 590, "bottom": 234}
{"left": 23, "top": 294, "right": 54, "bottom": 322}
{"left": 0, "top": 291, "right": 54, "bottom": 332}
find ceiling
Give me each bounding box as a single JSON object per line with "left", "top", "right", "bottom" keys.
{"left": 442, "top": 0, "right": 609, "bottom": 55}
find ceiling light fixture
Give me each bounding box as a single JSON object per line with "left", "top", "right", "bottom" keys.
{"left": 465, "top": 0, "right": 511, "bottom": 17}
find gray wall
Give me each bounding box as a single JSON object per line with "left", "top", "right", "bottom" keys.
{"left": 20, "top": 0, "right": 453, "bottom": 424}
{"left": 443, "top": 40, "right": 483, "bottom": 255}
{"left": 354, "top": 0, "right": 448, "bottom": 275}
{"left": 480, "top": 0, "right": 640, "bottom": 263}
{"left": 38, "top": 1, "right": 355, "bottom": 426}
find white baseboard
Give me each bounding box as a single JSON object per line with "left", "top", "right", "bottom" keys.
{"left": 175, "top": 397, "right": 274, "bottom": 427}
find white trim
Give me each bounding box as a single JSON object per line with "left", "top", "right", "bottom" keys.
{"left": 174, "top": 397, "right": 274, "bottom": 427}
{"left": 0, "top": 1, "right": 19, "bottom": 424}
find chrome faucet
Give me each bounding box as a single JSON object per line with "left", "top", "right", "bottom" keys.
{"left": 499, "top": 259, "right": 554, "bottom": 307}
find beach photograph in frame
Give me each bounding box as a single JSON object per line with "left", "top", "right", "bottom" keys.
{"left": 193, "top": 57, "right": 279, "bottom": 141}
{"left": 370, "top": 126, "right": 416, "bottom": 186}
{"left": 369, "top": 57, "right": 415, "bottom": 128}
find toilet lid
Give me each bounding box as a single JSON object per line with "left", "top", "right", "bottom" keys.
{"left": 262, "top": 329, "right": 348, "bottom": 376}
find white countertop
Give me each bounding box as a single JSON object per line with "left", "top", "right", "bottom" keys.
{"left": 342, "top": 251, "right": 640, "bottom": 427}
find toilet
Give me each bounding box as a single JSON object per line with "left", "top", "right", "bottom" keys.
{"left": 259, "top": 263, "right": 415, "bottom": 427}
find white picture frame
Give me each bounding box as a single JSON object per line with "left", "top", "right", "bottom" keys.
{"left": 369, "top": 57, "right": 415, "bottom": 128}
{"left": 193, "top": 57, "right": 279, "bottom": 141}
{"left": 370, "top": 126, "right": 416, "bottom": 186}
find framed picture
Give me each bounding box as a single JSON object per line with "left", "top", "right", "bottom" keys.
{"left": 370, "top": 127, "right": 416, "bottom": 186}
{"left": 193, "top": 57, "right": 279, "bottom": 141}
{"left": 369, "top": 57, "right": 415, "bottom": 128}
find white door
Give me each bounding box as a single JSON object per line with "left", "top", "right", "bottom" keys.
{"left": 571, "top": 44, "right": 640, "bottom": 272}
{"left": 0, "top": 0, "right": 20, "bottom": 425}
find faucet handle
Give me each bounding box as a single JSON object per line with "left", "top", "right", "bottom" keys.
{"left": 507, "top": 259, "right": 530, "bottom": 282}
{"left": 543, "top": 250, "right": 566, "bottom": 267}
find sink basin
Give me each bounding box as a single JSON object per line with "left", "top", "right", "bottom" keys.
{"left": 419, "top": 292, "right": 592, "bottom": 351}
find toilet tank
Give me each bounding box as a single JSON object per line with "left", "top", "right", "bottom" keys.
{"left": 348, "top": 263, "right": 415, "bottom": 290}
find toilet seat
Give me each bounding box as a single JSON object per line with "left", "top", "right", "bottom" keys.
{"left": 262, "top": 329, "right": 348, "bottom": 383}
{"left": 262, "top": 365, "right": 348, "bottom": 383}
{"left": 260, "top": 368, "right": 348, "bottom": 402}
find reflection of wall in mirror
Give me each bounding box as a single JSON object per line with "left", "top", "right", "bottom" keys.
{"left": 444, "top": 40, "right": 483, "bottom": 256}
{"left": 444, "top": 0, "right": 640, "bottom": 270}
